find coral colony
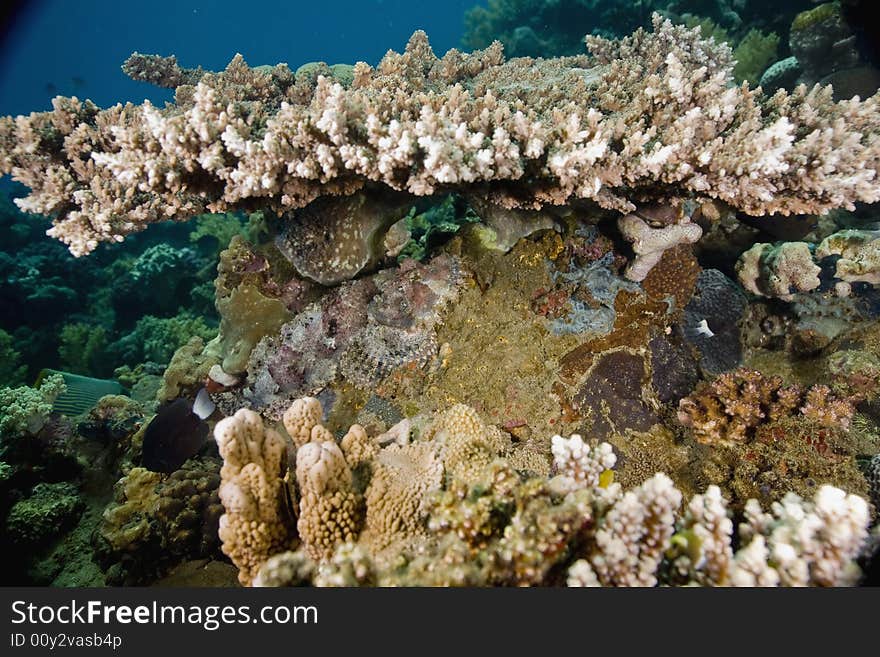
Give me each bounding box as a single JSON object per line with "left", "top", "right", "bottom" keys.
{"left": 1, "top": 6, "right": 880, "bottom": 587}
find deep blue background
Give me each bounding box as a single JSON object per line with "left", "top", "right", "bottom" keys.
{"left": 0, "top": 0, "right": 477, "bottom": 116}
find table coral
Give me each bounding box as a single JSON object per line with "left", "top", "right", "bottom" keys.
{"left": 2, "top": 16, "right": 878, "bottom": 260}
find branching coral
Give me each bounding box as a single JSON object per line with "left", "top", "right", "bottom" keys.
{"left": 677, "top": 368, "right": 855, "bottom": 445}
{"left": 618, "top": 208, "right": 702, "bottom": 281}
{"left": 665, "top": 481, "right": 870, "bottom": 586}
{"left": 2, "top": 16, "right": 878, "bottom": 258}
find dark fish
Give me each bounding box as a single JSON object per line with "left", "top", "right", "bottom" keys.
{"left": 71, "top": 76, "right": 86, "bottom": 88}
{"left": 819, "top": 66, "right": 880, "bottom": 102}
{"left": 45, "top": 82, "right": 57, "bottom": 96}
{"left": 141, "top": 389, "right": 214, "bottom": 473}
{"left": 736, "top": 212, "right": 818, "bottom": 241}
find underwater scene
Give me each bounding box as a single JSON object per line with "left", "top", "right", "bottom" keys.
{"left": 0, "top": 0, "right": 879, "bottom": 587}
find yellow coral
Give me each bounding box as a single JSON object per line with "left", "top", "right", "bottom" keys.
{"left": 791, "top": 2, "right": 840, "bottom": 32}
{"left": 295, "top": 441, "right": 363, "bottom": 561}
{"left": 282, "top": 396, "right": 330, "bottom": 449}
{"left": 427, "top": 404, "right": 511, "bottom": 486}
{"left": 340, "top": 423, "right": 379, "bottom": 467}
{"left": 364, "top": 442, "right": 443, "bottom": 552}
{"left": 214, "top": 408, "right": 296, "bottom": 585}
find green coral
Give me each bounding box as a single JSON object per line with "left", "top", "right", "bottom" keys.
{"left": 157, "top": 336, "right": 218, "bottom": 403}
{"left": 129, "top": 314, "right": 217, "bottom": 365}
{"left": 189, "top": 212, "right": 247, "bottom": 253}
{"left": 6, "top": 481, "right": 83, "bottom": 546}
{"left": 681, "top": 14, "right": 730, "bottom": 44}
{"left": 0, "top": 328, "right": 27, "bottom": 386}
{"left": 680, "top": 16, "right": 778, "bottom": 84}
{"left": 0, "top": 373, "right": 66, "bottom": 436}
{"left": 399, "top": 196, "right": 479, "bottom": 261}
{"left": 58, "top": 322, "right": 109, "bottom": 375}
{"left": 733, "top": 29, "right": 780, "bottom": 85}
{"left": 791, "top": 1, "right": 840, "bottom": 33}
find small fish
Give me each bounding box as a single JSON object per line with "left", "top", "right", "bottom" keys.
{"left": 685, "top": 318, "right": 715, "bottom": 339}
{"left": 694, "top": 319, "right": 715, "bottom": 338}
{"left": 141, "top": 388, "right": 215, "bottom": 474}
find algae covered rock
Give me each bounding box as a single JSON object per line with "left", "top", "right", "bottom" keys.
{"left": 6, "top": 481, "right": 83, "bottom": 546}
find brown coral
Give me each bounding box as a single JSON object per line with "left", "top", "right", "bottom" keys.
{"left": 677, "top": 369, "right": 855, "bottom": 445}
{"left": 426, "top": 403, "right": 511, "bottom": 486}
{"left": 295, "top": 440, "right": 363, "bottom": 561}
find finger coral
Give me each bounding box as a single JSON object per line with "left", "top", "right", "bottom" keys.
{"left": 214, "top": 408, "right": 296, "bottom": 585}
{"left": 2, "top": 16, "right": 878, "bottom": 257}
{"left": 295, "top": 440, "right": 363, "bottom": 561}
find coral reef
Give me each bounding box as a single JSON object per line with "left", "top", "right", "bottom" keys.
{"left": 737, "top": 230, "right": 880, "bottom": 300}
{"left": 216, "top": 398, "right": 872, "bottom": 587}
{"left": 6, "top": 481, "right": 83, "bottom": 546}
{"left": 737, "top": 241, "right": 822, "bottom": 300}
{"left": 618, "top": 207, "right": 702, "bottom": 282}
{"left": 214, "top": 409, "right": 296, "bottom": 585}
{"left": 2, "top": 2, "right": 880, "bottom": 589}
{"left": 95, "top": 459, "right": 223, "bottom": 584}
{"left": 217, "top": 253, "right": 462, "bottom": 419}
{"left": 816, "top": 230, "right": 880, "bottom": 288}
{"left": 682, "top": 268, "right": 747, "bottom": 375}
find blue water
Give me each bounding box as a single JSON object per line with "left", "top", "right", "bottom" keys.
{"left": 0, "top": 0, "right": 476, "bottom": 116}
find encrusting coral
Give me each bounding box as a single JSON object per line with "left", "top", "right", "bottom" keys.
{"left": 736, "top": 229, "right": 880, "bottom": 299}
{"left": 1, "top": 16, "right": 878, "bottom": 262}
